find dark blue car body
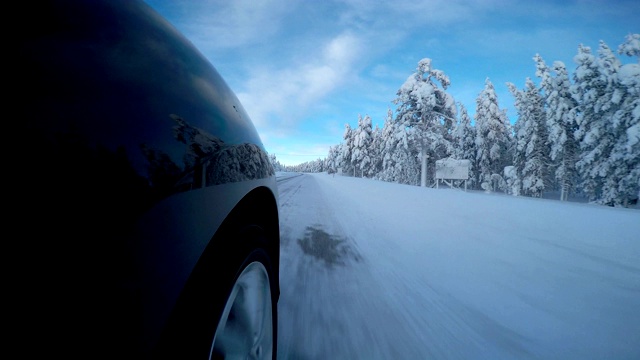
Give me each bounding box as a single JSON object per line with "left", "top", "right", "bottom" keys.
{"left": 14, "top": 1, "right": 280, "bottom": 358}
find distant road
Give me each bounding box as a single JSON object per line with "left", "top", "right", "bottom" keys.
{"left": 275, "top": 172, "right": 303, "bottom": 183}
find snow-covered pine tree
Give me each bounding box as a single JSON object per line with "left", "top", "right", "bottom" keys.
{"left": 535, "top": 54, "right": 580, "bottom": 201}
{"left": 325, "top": 145, "right": 339, "bottom": 174}
{"left": 341, "top": 123, "right": 355, "bottom": 176}
{"left": 453, "top": 102, "right": 477, "bottom": 188}
{"left": 597, "top": 40, "right": 638, "bottom": 206}
{"left": 268, "top": 153, "right": 285, "bottom": 172}
{"left": 618, "top": 33, "right": 640, "bottom": 59}
{"left": 609, "top": 34, "right": 640, "bottom": 206}
{"left": 393, "top": 58, "right": 456, "bottom": 187}
{"left": 507, "top": 83, "right": 526, "bottom": 196}
{"left": 507, "top": 78, "right": 549, "bottom": 198}
{"left": 379, "top": 108, "right": 399, "bottom": 182}
{"left": 351, "top": 115, "right": 363, "bottom": 176}
{"left": 533, "top": 55, "right": 557, "bottom": 188}
{"left": 378, "top": 107, "right": 419, "bottom": 184}
{"left": 334, "top": 143, "right": 344, "bottom": 174}
{"left": 369, "top": 122, "right": 383, "bottom": 178}
{"left": 475, "top": 78, "right": 511, "bottom": 191}
{"left": 572, "top": 43, "right": 619, "bottom": 204}
{"left": 351, "top": 114, "right": 373, "bottom": 177}
{"left": 361, "top": 114, "right": 373, "bottom": 176}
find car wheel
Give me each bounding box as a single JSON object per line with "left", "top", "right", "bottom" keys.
{"left": 210, "top": 248, "right": 276, "bottom": 360}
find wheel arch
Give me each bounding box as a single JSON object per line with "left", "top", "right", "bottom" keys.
{"left": 152, "top": 183, "right": 280, "bottom": 359}
{"left": 221, "top": 185, "right": 280, "bottom": 290}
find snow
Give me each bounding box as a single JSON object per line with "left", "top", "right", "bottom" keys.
{"left": 619, "top": 63, "right": 640, "bottom": 83}
{"left": 276, "top": 172, "right": 640, "bottom": 359}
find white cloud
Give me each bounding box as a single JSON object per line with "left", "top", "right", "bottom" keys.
{"left": 175, "top": 0, "right": 292, "bottom": 50}
{"left": 237, "top": 32, "right": 363, "bottom": 132}
{"left": 324, "top": 33, "right": 359, "bottom": 64}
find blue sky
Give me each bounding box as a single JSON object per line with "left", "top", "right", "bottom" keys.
{"left": 144, "top": 0, "right": 638, "bottom": 166}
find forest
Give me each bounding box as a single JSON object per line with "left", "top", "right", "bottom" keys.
{"left": 271, "top": 34, "right": 640, "bottom": 208}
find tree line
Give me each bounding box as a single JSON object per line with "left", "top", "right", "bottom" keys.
{"left": 273, "top": 34, "right": 639, "bottom": 207}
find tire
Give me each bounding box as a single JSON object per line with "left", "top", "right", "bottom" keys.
{"left": 210, "top": 248, "right": 276, "bottom": 360}
{"left": 153, "top": 234, "right": 278, "bottom": 360}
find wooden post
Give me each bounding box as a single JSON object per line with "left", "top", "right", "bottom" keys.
{"left": 421, "top": 149, "right": 428, "bottom": 187}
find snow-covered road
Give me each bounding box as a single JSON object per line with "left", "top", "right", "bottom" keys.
{"left": 275, "top": 172, "right": 640, "bottom": 360}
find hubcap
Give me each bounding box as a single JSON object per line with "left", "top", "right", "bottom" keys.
{"left": 210, "top": 261, "right": 273, "bottom": 360}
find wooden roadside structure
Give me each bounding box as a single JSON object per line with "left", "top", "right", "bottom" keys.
{"left": 435, "top": 159, "right": 470, "bottom": 191}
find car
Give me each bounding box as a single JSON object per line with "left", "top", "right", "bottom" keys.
{"left": 14, "top": 0, "right": 280, "bottom": 358}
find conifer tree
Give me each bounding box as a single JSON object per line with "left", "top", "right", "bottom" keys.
{"left": 535, "top": 54, "right": 580, "bottom": 201}
{"left": 475, "top": 78, "right": 511, "bottom": 191}
{"left": 393, "top": 58, "right": 456, "bottom": 186}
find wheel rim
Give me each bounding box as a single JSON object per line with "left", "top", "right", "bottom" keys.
{"left": 210, "top": 261, "right": 273, "bottom": 360}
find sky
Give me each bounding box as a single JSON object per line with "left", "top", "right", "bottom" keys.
{"left": 144, "top": 0, "right": 639, "bottom": 166}
{"left": 275, "top": 172, "right": 639, "bottom": 358}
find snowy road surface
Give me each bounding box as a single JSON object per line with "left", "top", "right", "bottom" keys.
{"left": 275, "top": 172, "right": 640, "bottom": 360}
